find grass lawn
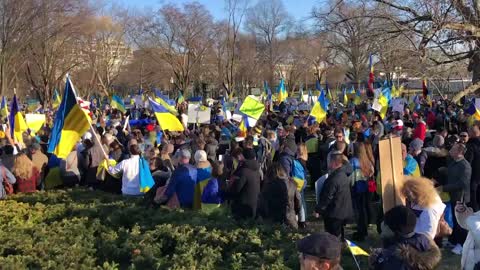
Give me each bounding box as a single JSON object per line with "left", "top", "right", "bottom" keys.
{"left": 0, "top": 188, "right": 461, "bottom": 269}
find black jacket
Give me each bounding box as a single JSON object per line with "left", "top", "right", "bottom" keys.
{"left": 258, "top": 176, "right": 301, "bottom": 229}
{"left": 369, "top": 233, "right": 441, "bottom": 270}
{"left": 315, "top": 165, "right": 354, "bottom": 221}
{"left": 228, "top": 159, "right": 261, "bottom": 220}
{"left": 466, "top": 137, "right": 480, "bottom": 185}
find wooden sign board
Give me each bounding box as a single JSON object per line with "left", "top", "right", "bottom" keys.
{"left": 379, "top": 136, "right": 405, "bottom": 213}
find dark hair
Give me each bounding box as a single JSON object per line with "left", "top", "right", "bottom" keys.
{"left": 212, "top": 161, "right": 224, "bottom": 178}
{"left": 384, "top": 205, "right": 417, "bottom": 234}
{"left": 4, "top": 145, "right": 14, "bottom": 155}
{"left": 334, "top": 128, "right": 343, "bottom": 136}
{"left": 129, "top": 144, "right": 141, "bottom": 155}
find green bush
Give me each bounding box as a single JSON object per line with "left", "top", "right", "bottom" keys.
{"left": 0, "top": 189, "right": 303, "bottom": 270}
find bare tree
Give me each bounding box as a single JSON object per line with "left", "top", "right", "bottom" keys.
{"left": 0, "top": 0, "right": 42, "bottom": 95}
{"left": 364, "top": 0, "right": 480, "bottom": 97}
{"left": 131, "top": 2, "right": 217, "bottom": 97}
{"left": 245, "top": 0, "right": 291, "bottom": 85}
{"left": 23, "top": 0, "right": 91, "bottom": 104}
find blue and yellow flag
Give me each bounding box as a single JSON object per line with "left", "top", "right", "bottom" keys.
{"left": 404, "top": 154, "right": 421, "bottom": 177}
{"left": 139, "top": 157, "right": 155, "bottom": 193}
{"left": 177, "top": 91, "right": 185, "bottom": 105}
{"left": 1, "top": 96, "right": 8, "bottom": 118}
{"left": 47, "top": 76, "right": 91, "bottom": 159}
{"left": 148, "top": 97, "right": 184, "bottom": 131}
{"left": 193, "top": 166, "right": 212, "bottom": 210}
{"left": 154, "top": 89, "right": 177, "bottom": 115}
{"left": 310, "top": 90, "right": 328, "bottom": 123}
{"left": 8, "top": 95, "right": 28, "bottom": 143}
{"left": 52, "top": 89, "right": 61, "bottom": 109}
{"left": 277, "top": 78, "right": 287, "bottom": 103}
{"left": 111, "top": 95, "right": 126, "bottom": 113}
{"left": 346, "top": 240, "right": 369, "bottom": 256}
{"left": 238, "top": 114, "right": 249, "bottom": 137}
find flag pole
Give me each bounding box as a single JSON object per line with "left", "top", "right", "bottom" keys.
{"left": 345, "top": 240, "right": 362, "bottom": 270}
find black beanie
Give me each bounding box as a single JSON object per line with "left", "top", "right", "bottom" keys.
{"left": 243, "top": 148, "right": 256, "bottom": 160}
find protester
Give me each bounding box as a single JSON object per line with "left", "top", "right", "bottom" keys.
{"left": 297, "top": 233, "right": 343, "bottom": 270}
{"left": 0, "top": 163, "right": 16, "bottom": 199}
{"left": 108, "top": 144, "right": 144, "bottom": 196}
{"left": 439, "top": 143, "right": 472, "bottom": 254}
{"left": 455, "top": 202, "right": 480, "bottom": 270}
{"left": 402, "top": 143, "right": 421, "bottom": 177}
{"left": 315, "top": 151, "right": 353, "bottom": 239}
{"left": 28, "top": 143, "right": 48, "bottom": 180}
{"left": 350, "top": 142, "right": 375, "bottom": 240}
{"left": 401, "top": 177, "right": 446, "bottom": 239}
{"left": 59, "top": 146, "right": 81, "bottom": 187}
{"left": 226, "top": 148, "right": 261, "bottom": 220}
{"left": 369, "top": 205, "right": 441, "bottom": 270}
{"left": 408, "top": 138, "right": 428, "bottom": 175}
{"left": 465, "top": 124, "right": 480, "bottom": 212}
{"left": 12, "top": 153, "right": 40, "bottom": 193}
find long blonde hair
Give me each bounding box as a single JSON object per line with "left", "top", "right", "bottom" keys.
{"left": 355, "top": 143, "right": 374, "bottom": 177}
{"left": 401, "top": 177, "right": 439, "bottom": 207}
{"left": 297, "top": 143, "right": 308, "bottom": 162}
{"left": 12, "top": 154, "right": 37, "bottom": 179}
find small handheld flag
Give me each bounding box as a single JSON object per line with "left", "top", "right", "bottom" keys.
{"left": 111, "top": 95, "right": 126, "bottom": 113}
{"left": 277, "top": 78, "right": 288, "bottom": 103}
{"left": 8, "top": 94, "right": 28, "bottom": 143}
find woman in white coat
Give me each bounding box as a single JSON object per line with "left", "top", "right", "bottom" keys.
{"left": 455, "top": 202, "right": 480, "bottom": 270}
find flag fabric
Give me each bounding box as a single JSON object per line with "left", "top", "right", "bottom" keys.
{"left": 111, "top": 95, "right": 126, "bottom": 113}
{"left": 139, "top": 156, "right": 155, "bottom": 193}
{"left": 319, "top": 89, "right": 330, "bottom": 111}
{"left": 354, "top": 87, "right": 362, "bottom": 105}
{"left": 238, "top": 114, "right": 249, "bottom": 137}
{"left": 308, "top": 89, "right": 313, "bottom": 105}
{"left": 264, "top": 81, "right": 271, "bottom": 95}
{"left": 325, "top": 81, "right": 332, "bottom": 100}
{"left": 1, "top": 96, "right": 8, "bottom": 118}
{"left": 53, "top": 89, "right": 61, "bottom": 109}
{"left": 177, "top": 91, "right": 185, "bottom": 105}
{"left": 239, "top": 96, "right": 265, "bottom": 120}
{"left": 193, "top": 166, "right": 212, "bottom": 210}
{"left": 422, "top": 79, "right": 429, "bottom": 99}
{"left": 148, "top": 97, "right": 184, "bottom": 132}
{"left": 277, "top": 78, "right": 288, "bottom": 103}
{"left": 310, "top": 91, "right": 328, "bottom": 123}
{"left": 25, "top": 114, "right": 46, "bottom": 134}
{"left": 368, "top": 53, "right": 375, "bottom": 95}
{"left": 154, "top": 89, "right": 177, "bottom": 115}
{"left": 343, "top": 88, "right": 348, "bottom": 105}
{"left": 47, "top": 76, "right": 91, "bottom": 159}
{"left": 346, "top": 240, "right": 369, "bottom": 256}
{"left": 8, "top": 95, "right": 28, "bottom": 143}
{"left": 404, "top": 154, "right": 421, "bottom": 177}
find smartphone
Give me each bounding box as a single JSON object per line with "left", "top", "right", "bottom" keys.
{"left": 219, "top": 155, "right": 223, "bottom": 161}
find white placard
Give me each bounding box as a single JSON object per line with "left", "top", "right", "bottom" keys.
{"left": 392, "top": 98, "right": 405, "bottom": 113}
{"left": 188, "top": 104, "right": 211, "bottom": 124}
{"left": 372, "top": 99, "right": 382, "bottom": 112}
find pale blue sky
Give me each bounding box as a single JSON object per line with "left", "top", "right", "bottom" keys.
{"left": 120, "top": 0, "right": 320, "bottom": 23}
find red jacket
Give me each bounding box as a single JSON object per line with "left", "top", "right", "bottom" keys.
{"left": 413, "top": 121, "right": 427, "bottom": 141}
{"left": 15, "top": 167, "right": 40, "bottom": 194}
{"left": 426, "top": 112, "right": 436, "bottom": 129}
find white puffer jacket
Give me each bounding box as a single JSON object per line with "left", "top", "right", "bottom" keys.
{"left": 457, "top": 210, "right": 480, "bottom": 270}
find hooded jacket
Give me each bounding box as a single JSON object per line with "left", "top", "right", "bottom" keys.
{"left": 369, "top": 233, "right": 441, "bottom": 270}
{"left": 228, "top": 159, "right": 261, "bottom": 219}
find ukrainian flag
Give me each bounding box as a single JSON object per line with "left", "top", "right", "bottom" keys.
{"left": 47, "top": 76, "right": 91, "bottom": 159}
{"left": 177, "top": 91, "right": 185, "bottom": 105}
{"left": 200, "top": 178, "right": 222, "bottom": 213}
{"left": 193, "top": 166, "right": 212, "bottom": 210}
{"left": 310, "top": 90, "right": 328, "bottom": 123}
{"left": 353, "top": 87, "right": 362, "bottom": 105}
{"left": 277, "top": 78, "right": 287, "bottom": 103}
{"left": 111, "top": 95, "right": 126, "bottom": 113}
{"left": 154, "top": 89, "right": 177, "bottom": 115}
{"left": 346, "top": 240, "right": 369, "bottom": 256}
{"left": 292, "top": 160, "right": 306, "bottom": 192}
{"left": 52, "top": 89, "right": 61, "bottom": 109}
{"left": 8, "top": 95, "right": 28, "bottom": 143}
{"left": 148, "top": 97, "right": 184, "bottom": 132}
{"left": 1, "top": 96, "right": 8, "bottom": 118}
{"left": 238, "top": 115, "right": 249, "bottom": 137}
{"left": 139, "top": 156, "right": 155, "bottom": 193}
{"left": 404, "top": 154, "right": 421, "bottom": 177}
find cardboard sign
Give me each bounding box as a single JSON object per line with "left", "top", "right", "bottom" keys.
{"left": 187, "top": 104, "right": 211, "bottom": 124}
{"left": 379, "top": 136, "right": 405, "bottom": 213}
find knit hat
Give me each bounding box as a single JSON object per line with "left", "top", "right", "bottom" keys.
{"left": 194, "top": 150, "right": 208, "bottom": 163}
{"left": 409, "top": 138, "right": 423, "bottom": 151}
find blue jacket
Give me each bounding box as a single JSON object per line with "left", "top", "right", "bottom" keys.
{"left": 165, "top": 164, "right": 197, "bottom": 208}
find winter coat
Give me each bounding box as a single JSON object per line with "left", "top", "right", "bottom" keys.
{"left": 465, "top": 137, "right": 480, "bottom": 186}
{"left": 456, "top": 210, "right": 480, "bottom": 270}
{"left": 423, "top": 147, "right": 448, "bottom": 180}
{"left": 205, "top": 139, "right": 218, "bottom": 162}
{"left": 412, "top": 150, "right": 428, "bottom": 176}
{"left": 369, "top": 233, "right": 441, "bottom": 270}
{"left": 445, "top": 158, "right": 472, "bottom": 204}
{"left": 315, "top": 164, "right": 354, "bottom": 221}
{"left": 413, "top": 121, "right": 427, "bottom": 141}
{"left": 227, "top": 159, "right": 261, "bottom": 220}
{"left": 258, "top": 176, "right": 300, "bottom": 229}
{"left": 278, "top": 150, "right": 295, "bottom": 177}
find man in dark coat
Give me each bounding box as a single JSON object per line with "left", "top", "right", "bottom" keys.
{"left": 465, "top": 124, "right": 480, "bottom": 211}
{"left": 227, "top": 148, "right": 261, "bottom": 220}
{"left": 315, "top": 151, "right": 354, "bottom": 239}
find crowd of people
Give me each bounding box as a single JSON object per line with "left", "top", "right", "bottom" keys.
{"left": 1, "top": 95, "right": 480, "bottom": 270}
